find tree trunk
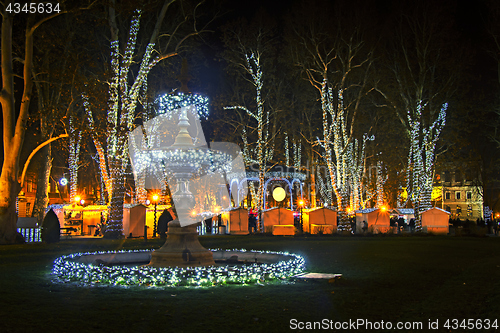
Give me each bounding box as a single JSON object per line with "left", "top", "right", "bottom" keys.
{"left": 0, "top": 174, "right": 21, "bottom": 244}
{"left": 310, "top": 171, "right": 316, "bottom": 209}
{"left": 104, "top": 158, "right": 125, "bottom": 238}
{"left": 0, "top": 14, "right": 31, "bottom": 244}
{"left": 337, "top": 189, "right": 351, "bottom": 232}
{"left": 31, "top": 143, "right": 51, "bottom": 223}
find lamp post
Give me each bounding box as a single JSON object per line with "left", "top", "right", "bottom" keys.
{"left": 152, "top": 194, "right": 159, "bottom": 238}
{"left": 299, "top": 199, "right": 304, "bottom": 233}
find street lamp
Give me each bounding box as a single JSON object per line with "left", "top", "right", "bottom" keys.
{"left": 299, "top": 199, "right": 305, "bottom": 233}
{"left": 272, "top": 187, "right": 286, "bottom": 233}
{"left": 152, "top": 194, "right": 159, "bottom": 238}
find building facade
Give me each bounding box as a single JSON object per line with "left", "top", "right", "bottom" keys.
{"left": 435, "top": 167, "right": 483, "bottom": 220}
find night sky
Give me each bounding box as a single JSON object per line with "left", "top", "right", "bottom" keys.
{"left": 3, "top": 0, "right": 500, "bottom": 207}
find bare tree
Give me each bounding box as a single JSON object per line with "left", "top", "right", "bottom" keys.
{"left": 289, "top": 2, "right": 376, "bottom": 231}
{"left": 84, "top": 0, "right": 212, "bottom": 238}
{"left": 380, "top": 2, "right": 458, "bottom": 229}
{"left": 220, "top": 15, "right": 279, "bottom": 226}
{"left": 0, "top": 3, "right": 74, "bottom": 243}
{"left": 223, "top": 44, "right": 274, "bottom": 222}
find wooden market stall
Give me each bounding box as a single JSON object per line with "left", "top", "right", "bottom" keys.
{"left": 390, "top": 208, "right": 415, "bottom": 221}
{"left": 221, "top": 207, "right": 249, "bottom": 235}
{"left": 123, "top": 204, "right": 147, "bottom": 237}
{"left": 302, "top": 207, "right": 337, "bottom": 234}
{"left": 355, "top": 208, "right": 392, "bottom": 234}
{"left": 262, "top": 207, "right": 295, "bottom": 235}
{"left": 421, "top": 207, "right": 450, "bottom": 234}
{"left": 61, "top": 204, "right": 87, "bottom": 236}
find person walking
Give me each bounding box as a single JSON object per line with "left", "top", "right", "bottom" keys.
{"left": 157, "top": 209, "right": 173, "bottom": 239}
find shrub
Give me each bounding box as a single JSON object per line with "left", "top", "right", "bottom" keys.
{"left": 41, "top": 209, "right": 60, "bottom": 243}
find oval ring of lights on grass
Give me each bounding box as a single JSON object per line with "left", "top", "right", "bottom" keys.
{"left": 52, "top": 249, "right": 305, "bottom": 287}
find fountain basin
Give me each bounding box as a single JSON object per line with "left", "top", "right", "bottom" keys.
{"left": 52, "top": 249, "right": 305, "bottom": 287}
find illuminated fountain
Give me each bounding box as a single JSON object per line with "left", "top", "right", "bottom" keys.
{"left": 146, "top": 106, "right": 230, "bottom": 267}
{"left": 52, "top": 114, "right": 305, "bottom": 285}
{"left": 51, "top": 75, "right": 306, "bottom": 285}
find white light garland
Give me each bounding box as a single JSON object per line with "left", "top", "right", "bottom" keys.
{"left": 155, "top": 91, "right": 209, "bottom": 120}
{"left": 285, "top": 133, "right": 289, "bottom": 167}
{"left": 68, "top": 115, "right": 81, "bottom": 202}
{"left": 224, "top": 51, "right": 272, "bottom": 222}
{"left": 406, "top": 101, "right": 447, "bottom": 230}
{"left": 52, "top": 249, "right": 305, "bottom": 287}
{"left": 246, "top": 171, "right": 306, "bottom": 181}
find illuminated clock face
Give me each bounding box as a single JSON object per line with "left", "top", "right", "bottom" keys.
{"left": 59, "top": 178, "right": 68, "bottom": 186}
{"left": 273, "top": 187, "right": 286, "bottom": 202}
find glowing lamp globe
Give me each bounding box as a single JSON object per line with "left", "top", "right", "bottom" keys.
{"left": 152, "top": 194, "right": 159, "bottom": 202}
{"left": 273, "top": 187, "right": 286, "bottom": 202}
{"left": 74, "top": 196, "right": 81, "bottom": 203}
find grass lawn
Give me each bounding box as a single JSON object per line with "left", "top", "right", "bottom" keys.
{"left": 1, "top": 234, "right": 500, "bottom": 332}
